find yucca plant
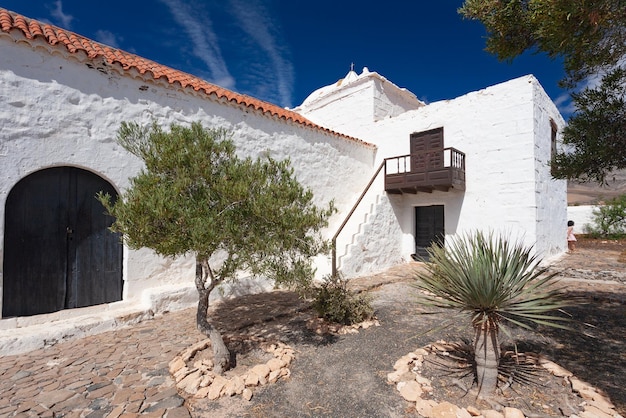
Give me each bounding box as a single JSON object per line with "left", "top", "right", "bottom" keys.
{"left": 414, "top": 231, "right": 572, "bottom": 398}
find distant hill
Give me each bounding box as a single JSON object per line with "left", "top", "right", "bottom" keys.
{"left": 568, "top": 169, "right": 626, "bottom": 205}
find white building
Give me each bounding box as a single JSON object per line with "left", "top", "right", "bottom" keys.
{"left": 293, "top": 67, "right": 567, "bottom": 277}
{"left": 0, "top": 8, "right": 566, "bottom": 353}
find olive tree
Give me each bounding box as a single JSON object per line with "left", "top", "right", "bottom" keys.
{"left": 99, "top": 121, "right": 335, "bottom": 373}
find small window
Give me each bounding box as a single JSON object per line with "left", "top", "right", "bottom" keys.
{"left": 550, "top": 119, "right": 558, "bottom": 175}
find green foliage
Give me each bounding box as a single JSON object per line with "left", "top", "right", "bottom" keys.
{"left": 98, "top": 121, "right": 336, "bottom": 288}
{"left": 459, "top": 0, "right": 626, "bottom": 183}
{"left": 458, "top": 0, "right": 626, "bottom": 86}
{"left": 311, "top": 274, "right": 374, "bottom": 325}
{"left": 552, "top": 68, "right": 626, "bottom": 183}
{"left": 586, "top": 194, "right": 626, "bottom": 237}
{"left": 414, "top": 231, "right": 571, "bottom": 333}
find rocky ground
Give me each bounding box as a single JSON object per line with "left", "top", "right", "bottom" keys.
{"left": 186, "top": 237, "right": 626, "bottom": 417}
{"left": 2, "top": 238, "right": 623, "bottom": 417}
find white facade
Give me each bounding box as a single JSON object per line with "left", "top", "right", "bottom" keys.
{"left": 0, "top": 11, "right": 567, "bottom": 354}
{"left": 0, "top": 30, "right": 375, "bottom": 352}
{"left": 567, "top": 205, "right": 597, "bottom": 233}
{"left": 295, "top": 68, "right": 568, "bottom": 275}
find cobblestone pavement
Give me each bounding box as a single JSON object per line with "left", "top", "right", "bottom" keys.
{"left": 0, "top": 308, "right": 203, "bottom": 417}
{"left": 1, "top": 240, "right": 624, "bottom": 417}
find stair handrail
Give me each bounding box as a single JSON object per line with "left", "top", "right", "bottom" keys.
{"left": 331, "top": 160, "right": 386, "bottom": 277}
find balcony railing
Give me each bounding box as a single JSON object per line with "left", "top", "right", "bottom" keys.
{"left": 384, "top": 147, "right": 465, "bottom": 194}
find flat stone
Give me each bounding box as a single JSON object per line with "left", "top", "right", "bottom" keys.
{"left": 142, "top": 395, "right": 184, "bottom": 412}
{"left": 415, "top": 398, "right": 437, "bottom": 416}
{"left": 503, "top": 407, "right": 525, "bottom": 418}
{"left": 430, "top": 401, "right": 461, "bottom": 418}
{"left": 66, "top": 379, "right": 93, "bottom": 391}
{"left": 578, "top": 388, "right": 600, "bottom": 401}
{"left": 266, "top": 358, "right": 285, "bottom": 372}
{"left": 242, "top": 388, "right": 253, "bottom": 401}
{"left": 164, "top": 406, "right": 192, "bottom": 418}
{"left": 35, "top": 389, "right": 75, "bottom": 407}
{"left": 177, "top": 370, "right": 202, "bottom": 394}
{"left": 146, "top": 387, "right": 179, "bottom": 403}
{"left": 140, "top": 408, "right": 166, "bottom": 418}
{"left": 415, "top": 375, "right": 431, "bottom": 386}
{"left": 586, "top": 397, "right": 616, "bottom": 415}
{"left": 128, "top": 390, "right": 147, "bottom": 402}
{"left": 250, "top": 364, "right": 270, "bottom": 380}
{"left": 397, "top": 380, "right": 422, "bottom": 402}
{"left": 268, "top": 369, "right": 282, "bottom": 384}
{"left": 457, "top": 409, "right": 473, "bottom": 418}
{"left": 86, "top": 383, "right": 115, "bottom": 399}
{"left": 231, "top": 376, "right": 245, "bottom": 394}
{"left": 14, "top": 400, "right": 38, "bottom": 414}
{"left": 280, "top": 353, "right": 295, "bottom": 363}
{"left": 570, "top": 377, "right": 594, "bottom": 393}
{"left": 208, "top": 376, "right": 228, "bottom": 400}
{"left": 466, "top": 405, "right": 481, "bottom": 416}
{"left": 53, "top": 393, "right": 90, "bottom": 412}
{"left": 581, "top": 404, "right": 615, "bottom": 418}
{"left": 169, "top": 357, "right": 186, "bottom": 375}
{"left": 194, "top": 386, "right": 211, "bottom": 398}
{"left": 387, "top": 370, "right": 413, "bottom": 383}
{"left": 393, "top": 358, "right": 411, "bottom": 372}
{"left": 221, "top": 380, "right": 237, "bottom": 397}
{"left": 105, "top": 405, "right": 125, "bottom": 418}
{"left": 11, "top": 370, "right": 32, "bottom": 381}
{"left": 244, "top": 371, "right": 260, "bottom": 386}
{"left": 539, "top": 358, "right": 573, "bottom": 377}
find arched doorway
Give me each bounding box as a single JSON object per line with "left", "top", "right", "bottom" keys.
{"left": 3, "top": 167, "right": 123, "bottom": 317}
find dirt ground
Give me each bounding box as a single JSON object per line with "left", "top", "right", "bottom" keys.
{"left": 184, "top": 238, "right": 626, "bottom": 417}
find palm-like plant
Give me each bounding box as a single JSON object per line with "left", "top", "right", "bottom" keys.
{"left": 414, "top": 231, "right": 571, "bottom": 398}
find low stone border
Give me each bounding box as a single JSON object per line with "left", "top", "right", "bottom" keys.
{"left": 387, "top": 340, "right": 623, "bottom": 418}
{"left": 169, "top": 338, "right": 294, "bottom": 401}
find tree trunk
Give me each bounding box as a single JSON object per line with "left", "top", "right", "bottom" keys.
{"left": 195, "top": 259, "right": 230, "bottom": 374}
{"left": 473, "top": 321, "right": 500, "bottom": 397}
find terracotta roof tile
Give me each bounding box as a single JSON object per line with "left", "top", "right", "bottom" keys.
{"left": 0, "top": 8, "right": 374, "bottom": 149}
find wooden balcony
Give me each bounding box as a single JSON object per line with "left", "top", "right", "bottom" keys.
{"left": 384, "top": 148, "right": 466, "bottom": 194}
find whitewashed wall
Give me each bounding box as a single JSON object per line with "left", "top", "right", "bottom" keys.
{"left": 0, "top": 38, "right": 375, "bottom": 325}
{"left": 532, "top": 83, "right": 568, "bottom": 258}
{"left": 297, "top": 72, "right": 568, "bottom": 275}
{"left": 567, "top": 205, "right": 597, "bottom": 233}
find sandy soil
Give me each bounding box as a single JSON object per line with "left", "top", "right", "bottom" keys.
{"left": 183, "top": 238, "right": 626, "bottom": 417}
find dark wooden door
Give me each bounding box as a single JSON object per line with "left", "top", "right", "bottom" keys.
{"left": 414, "top": 205, "right": 444, "bottom": 260}
{"left": 410, "top": 127, "right": 444, "bottom": 172}
{"left": 3, "top": 167, "right": 122, "bottom": 317}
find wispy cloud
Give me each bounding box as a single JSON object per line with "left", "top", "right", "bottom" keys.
{"left": 95, "top": 30, "right": 121, "bottom": 48}
{"left": 229, "top": 0, "right": 294, "bottom": 107}
{"left": 47, "top": 0, "right": 73, "bottom": 29}
{"left": 555, "top": 57, "right": 626, "bottom": 118}
{"left": 158, "top": 0, "right": 235, "bottom": 90}
{"left": 157, "top": 0, "right": 293, "bottom": 107}
{"left": 554, "top": 92, "right": 575, "bottom": 118}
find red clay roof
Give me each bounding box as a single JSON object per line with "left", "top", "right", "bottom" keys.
{"left": 0, "top": 8, "right": 374, "bottom": 149}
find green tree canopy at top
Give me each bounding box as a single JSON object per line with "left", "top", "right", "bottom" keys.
{"left": 459, "top": 0, "right": 626, "bottom": 184}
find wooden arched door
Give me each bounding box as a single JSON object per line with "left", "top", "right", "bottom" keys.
{"left": 3, "top": 167, "right": 123, "bottom": 317}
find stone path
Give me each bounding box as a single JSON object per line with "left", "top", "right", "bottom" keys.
{"left": 0, "top": 269, "right": 415, "bottom": 418}
{"left": 0, "top": 308, "right": 203, "bottom": 417}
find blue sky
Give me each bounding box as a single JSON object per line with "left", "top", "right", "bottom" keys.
{"left": 1, "top": 0, "right": 571, "bottom": 115}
